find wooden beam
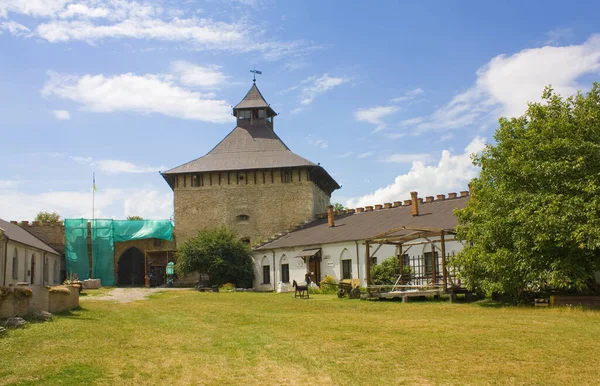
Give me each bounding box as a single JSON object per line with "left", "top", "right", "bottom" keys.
{"left": 440, "top": 231, "right": 447, "bottom": 290}
{"left": 365, "top": 242, "right": 371, "bottom": 286}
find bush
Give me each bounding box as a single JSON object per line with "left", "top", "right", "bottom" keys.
{"left": 319, "top": 275, "right": 338, "bottom": 294}
{"left": 371, "top": 257, "right": 400, "bottom": 285}
{"left": 176, "top": 227, "right": 255, "bottom": 288}
{"left": 219, "top": 283, "right": 235, "bottom": 292}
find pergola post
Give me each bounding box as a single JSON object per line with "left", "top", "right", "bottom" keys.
{"left": 440, "top": 231, "right": 447, "bottom": 290}
{"left": 365, "top": 241, "right": 371, "bottom": 286}
{"left": 430, "top": 240, "right": 436, "bottom": 287}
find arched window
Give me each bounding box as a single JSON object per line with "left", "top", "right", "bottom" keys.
{"left": 340, "top": 248, "right": 352, "bottom": 280}
{"left": 12, "top": 248, "right": 18, "bottom": 279}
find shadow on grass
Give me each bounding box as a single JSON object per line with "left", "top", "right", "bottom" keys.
{"left": 473, "top": 299, "right": 510, "bottom": 308}
{"left": 6, "top": 363, "right": 105, "bottom": 386}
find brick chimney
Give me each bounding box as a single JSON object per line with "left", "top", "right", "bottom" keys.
{"left": 410, "top": 191, "right": 419, "bottom": 216}
{"left": 327, "top": 205, "right": 335, "bottom": 228}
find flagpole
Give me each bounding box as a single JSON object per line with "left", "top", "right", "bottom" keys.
{"left": 92, "top": 172, "right": 95, "bottom": 279}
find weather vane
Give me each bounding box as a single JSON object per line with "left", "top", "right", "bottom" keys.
{"left": 250, "top": 66, "right": 262, "bottom": 83}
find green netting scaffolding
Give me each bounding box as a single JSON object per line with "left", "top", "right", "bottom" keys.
{"left": 64, "top": 219, "right": 173, "bottom": 286}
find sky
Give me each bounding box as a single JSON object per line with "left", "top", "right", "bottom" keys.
{"left": 1, "top": 0, "right": 599, "bottom": 221}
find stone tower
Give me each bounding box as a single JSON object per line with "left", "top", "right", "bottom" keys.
{"left": 161, "top": 82, "right": 340, "bottom": 245}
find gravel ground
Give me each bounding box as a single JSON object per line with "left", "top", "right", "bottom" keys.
{"left": 82, "top": 287, "right": 186, "bottom": 303}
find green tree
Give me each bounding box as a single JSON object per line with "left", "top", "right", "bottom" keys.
{"left": 34, "top": 211, "right": 61, "bottom": 224}
{"left": 453, "top": 84, "right": 600, "bottom": 300}
{"left": 371, "top": 256, "right": 400, "bottom": 285}
{"left": 333, "top": 203, "right": 345, "bottom": 212}
{"left": 176, "top": 227, "right": 255, "bottom": 287}
{"left": 126, "top": 215, "right": 144, "bottom": 220}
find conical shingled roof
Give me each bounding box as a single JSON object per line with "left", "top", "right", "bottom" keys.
{"left": 161, "top": 83, "right": 340, "bottom": 194}
{"left": 162, "top": 124, "right": 317, "bottom": 174}
{"left": 234, "top": 83, "right": 273, "bottom": 111}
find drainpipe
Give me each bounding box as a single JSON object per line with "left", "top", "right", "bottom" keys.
{"left": 354, "top": 240, "right": 361, "bottom": 287}
{"left": 272, "top": 250, "right": 276, "bottom": 292}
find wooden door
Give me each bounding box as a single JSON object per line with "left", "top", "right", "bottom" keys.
{"left": 308, "top": 257, "right": 321, "bottom": 284}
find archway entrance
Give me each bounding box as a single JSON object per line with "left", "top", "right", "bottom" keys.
{"left": 117, "top": 247, "right": 145, "bottom": 286}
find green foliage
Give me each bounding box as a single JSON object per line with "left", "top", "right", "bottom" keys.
{"left": 126, "top": 215, "right": 143, "bottom": 220}
{"left": 219, "top": 283, "right": 235, "bottom": 291}
{"left": 333, "top": 203, "right": 345, "bottom": 212}
{"left": 371, "top": 256, "right": 400, "bottom": 285}
{"left": 453, "top": 83, "right": 600, "bottom": 300}
{"left": 319, "top": 275, "right": 338, "bottom": 294}
{"left": 176, "top": 227, "right": 255, "bottom": 287}
{"left": 34, "top": 211, "right": 61, "bottom": 224}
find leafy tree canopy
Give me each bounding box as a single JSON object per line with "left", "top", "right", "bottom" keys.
{"left": 176, "top": 227, "right": 254, "bottom": 287}
{"left": 333, "top": 203, "right": 345, "bottom": 212}
{"left": 453, "top": 83, "right": 600, "bottom": 299}
{"left": 126, "top": 215, "right": 144, "bottom": 220}
{"left": 34, "top": 211, "right": 61, "bottom": 224}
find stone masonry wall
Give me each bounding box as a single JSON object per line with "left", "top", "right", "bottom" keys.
{"left": 173, "top": 168, "right": 331, "bottom": 245}
{"left": 17, "top": 222, "right": 65, "bottom": 255}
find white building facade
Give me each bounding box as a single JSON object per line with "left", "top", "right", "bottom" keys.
{"left": 252, "top": 192, "right": 469, "bottom": 291}
{"left": 0, "top": 219, "right": 63, "bottom": 286}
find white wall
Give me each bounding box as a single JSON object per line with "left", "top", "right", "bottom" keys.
{"left": 252, "top": 235, "right": 465, "bottom": 290}
{"left": 3, "top": 241, "right": 62, "bottom": 286}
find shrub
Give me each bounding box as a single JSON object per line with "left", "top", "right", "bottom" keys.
{"left": 319, "top": 275, "right": 338, "bottom": 294}
{"left": 219, "top": 283, "right": 235, "bottom": 292}
{"left": 372, "top": 256, "right": 400, "bottom": 285}
{"left": 49, "top": 286, "right": 72, "bottom": 295}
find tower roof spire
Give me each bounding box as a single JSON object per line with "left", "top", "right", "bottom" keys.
{"left": 233, "top": 83, "right": 277, "bottom": 115}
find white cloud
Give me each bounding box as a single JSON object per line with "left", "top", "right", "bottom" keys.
{"left": 123, "top": 189, "right": 173, "bottom": 219}
{"left": 391, "top": 88, "right": 425, "bottom": 103}
{"left": 299, "top": 73, "right": 350, "bottom": 105}
{"left": 0, "top": 186, "right": 172, "bottom": 220}
{"left": 0, "top": 180, "right": 22, "bottom": 190}
{"left": 337, "top": 151, "right": 354, "bottom": 159}
{"left": 170, "top": 61, "right": 228, "bottom": 88}
{"left": 354, "top": 106, "right": 399, "bottom": 125}
{"left": 0, "top": 20, "right": 30, "bottom": 36}
{"left": 382, "top": 153, "right": 431, "bottom": 163}
{"left": 346, "top": 137, "right": 485, "bottom": 208}
{"left": 356, "top": 88, "right": 424, "bottom": 132}
{"left": 51, "top": 109, "right": 71, "bottom": 120}
{"left": 0, "top": 187, "right": 125, "bottom": 220}
{"left": 68, "top": 155, "right": 165, "bottom": 174}
{"left": 0, "top": 0, "right": 316, "bottom": 60}
{"left": 94, "top": 160, "right": 166, "bottom": 174}
{"left": 306, "top": 135, "right": 328, "bottom": 149}
{"left": 403, "top": 35, "right": 600, "bottom": 133}
{"left": 358, "top": 152, "right": 373, "bottom": 159}
{"left": 545, "top": 28, "right": 575, "bottom": 46}
{"left": 41, "top": 70, "right": 233, "bottom": 123}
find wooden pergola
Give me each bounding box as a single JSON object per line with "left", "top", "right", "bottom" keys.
{"left": 364, "top": 225, "right": 465, "bottom": 299}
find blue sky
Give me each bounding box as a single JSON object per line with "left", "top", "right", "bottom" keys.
{"left": 1, "top": 0, "right": 599, "bottom": 220}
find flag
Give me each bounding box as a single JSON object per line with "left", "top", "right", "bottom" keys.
{"left": 93, "top": 173, "right": 97, "bottom": 191}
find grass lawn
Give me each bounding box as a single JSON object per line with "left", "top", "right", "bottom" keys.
{"left": 1, "top": 290, "right": 599, "bottom": 385}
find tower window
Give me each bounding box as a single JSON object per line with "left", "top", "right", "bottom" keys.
{"left": 237, "top": 214, "right": 250, "bottom": 222}
{"left": 239, "top": 110, "right": 251, "bottom": 119}
{"left": 191, "top": 174, "right": 203, "bottom": 187}
{"left": 258, "top": 109, "right": 265, "bottom": 118}
{"left": 281, "top": 170, "right": 291, "bottom": 183}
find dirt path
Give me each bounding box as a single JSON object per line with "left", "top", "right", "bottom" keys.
{"left": 83, "top": 287, "right": 186, "bottom": 303}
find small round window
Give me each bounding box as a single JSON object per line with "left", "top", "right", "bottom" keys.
{"left": 237, "top": 214, "right": 250, "bottom": 222}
